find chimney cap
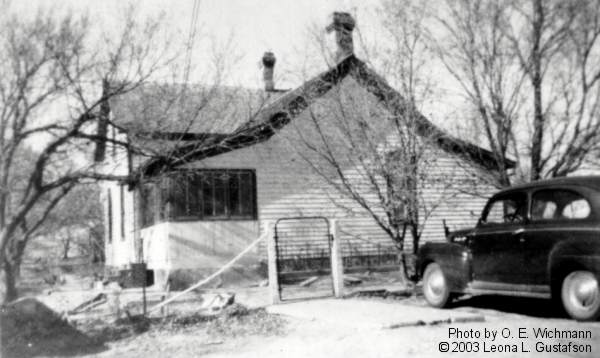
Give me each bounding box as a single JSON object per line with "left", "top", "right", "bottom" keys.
{"left": 326, "top": 12, "right": 355, "bottom": 33}
{"left": 262, "top": 51, "right": 276, "bottom": 68}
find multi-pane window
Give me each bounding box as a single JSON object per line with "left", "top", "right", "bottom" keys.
{"left": 198, "top": 171, "right": 256, "bottom": 218}
{"left": 140, "top": 169, "right": 257, "bottom": 227}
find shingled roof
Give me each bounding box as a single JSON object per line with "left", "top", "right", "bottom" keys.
{"left": 110, "top": 84, "right": 277, "bottom": 135}
{"left": 109, "top": 55, "right": 515, "bottom": 176}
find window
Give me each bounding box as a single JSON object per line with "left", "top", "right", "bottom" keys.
{"left": 107, "top": 189, "right": 113, "bottom": 243}
{"left": 140, "top": 182, "right": 157, "bottom": 227}
{"left": 197, "top": 171, "right": 256, "bottom": 219}
{"left": 139, "top": 169, "right": 257, "bottom": 227}
{"left": 111, "top": 126, "right": 117, "bottom": 158}
{"left": 483, "top": 193, "right": 527, "bottom": 225}
{"left": 532, "top": 189, "right": 591, "bottom": 221}
{"left": 120, "top": 184, "right": 126, "bottom": 240}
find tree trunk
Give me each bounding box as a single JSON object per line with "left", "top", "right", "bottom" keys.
{"left": 62, "top": 238, "right": 70, "bottom": 260}
{"left": 1, "top": 235, "right": 27, "bottom": 304}
{"left": 397, "top": 253, "right": 411, "bottom": 285}
{"left": 393, "top": 225, "right": 417, "bottom": 288}
{"left": 530, "top": 0, "right": 545, "bottom": 181}
{"left": 0, "top": 261, "right": 18, "bottom": 304}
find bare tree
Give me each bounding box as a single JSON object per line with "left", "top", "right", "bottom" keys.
{"left": 436, "top": 0, "right": 600, "bottom": 181}
{"left": 0, "top": 1, "right": 269, "bottom": 302}
{"left": 0, "top": 7, "right": 174, "bottom": 303}
{"left": 39, "top": 183, "right": 103, "bottom": 261}
{"left": 435, "top": 0, "right": 524, "bottom": 186}
{"left": 505, "top": 0, "right": 582, "bottom": 180}
{"left": 535, "top": 0, "right": 600, "bottom": 176}
{"left": 289, "top": 6, "right": 484, "bottom": 282}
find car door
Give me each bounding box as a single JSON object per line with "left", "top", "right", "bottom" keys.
{"left": 523, "top": 187, "right": 594, "bottom": 284}
{"left": 470, "top": 191, "right": 529, "bottom": 284}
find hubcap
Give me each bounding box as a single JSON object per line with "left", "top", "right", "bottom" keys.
{"left": 566, "top": 271, "right": 599, "bottom": 311}
{"left": 427, "top": 269, "right": 445, "bottom": 298}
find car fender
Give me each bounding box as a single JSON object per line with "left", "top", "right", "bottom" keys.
{"left": 548, "top": 238, "right": 600, "bottom": 293}
{"left": 417, "top": 242, "right": 471, "bottom": 292}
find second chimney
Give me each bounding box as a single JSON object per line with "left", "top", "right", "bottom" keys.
{"left": 262, "top": 52, "right": 276, "bottom": 92}
{"left": 326, "top": 12, "right": 355, "bottom": 62}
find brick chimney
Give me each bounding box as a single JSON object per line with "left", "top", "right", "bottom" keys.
{"left": 262, "top": 51, "right": 276, "bottom": 92}
{"left": 326, "top": 12, "right": 355, "bottom": 62}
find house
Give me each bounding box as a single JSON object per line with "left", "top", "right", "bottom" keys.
{"left": 99, "top": 12, "right": 514, "bottom": 288}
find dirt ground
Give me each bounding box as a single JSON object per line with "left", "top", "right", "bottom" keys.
{"left": 3, "top": 269, "right": 599, "bottom": 358}
{"left": 4, "top": 293, "right": 599, "bottom": 358}
{"left": 84, "top": 296, "right": 599, "bottom": 358}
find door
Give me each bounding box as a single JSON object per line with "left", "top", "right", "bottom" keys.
{"left": 470, "top": 192, "right": 528, "bottom": 284}
{"left": 524, "top": 188, "right": 594, "bottom": 284}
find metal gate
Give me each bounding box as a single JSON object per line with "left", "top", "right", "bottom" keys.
{"left": 274, "top": 217, "right": 335, "bottom": 301}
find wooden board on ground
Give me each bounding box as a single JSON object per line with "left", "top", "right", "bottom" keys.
{"left": 299, "top": 276, "right": 319, "bottom": 287}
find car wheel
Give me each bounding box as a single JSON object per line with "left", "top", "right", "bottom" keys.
{"left": 561, "top": 270, "right": 600, "bottom": 321}
{"left": 423, "top": 263, "right": 450, "bottom": 308}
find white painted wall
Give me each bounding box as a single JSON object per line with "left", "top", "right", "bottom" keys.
{"left": 102, "top": 125, "right": 136, "bottom": 268}
{"left": 172, "top": 77, "right": 500, "bottom": 264}
{"left": 103, "top": 76, "right": 501, "bottom": 271}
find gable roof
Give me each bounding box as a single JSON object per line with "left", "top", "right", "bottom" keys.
{"left": 114, "top": 55, "right": 515, "bottom": 177}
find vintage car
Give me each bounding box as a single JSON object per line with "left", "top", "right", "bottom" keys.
{"left": 416, "top": 176, "right": 600, "bottom": 321}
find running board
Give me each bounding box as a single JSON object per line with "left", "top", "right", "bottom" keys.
{"left": 464, "top": 281, "right": 551, "bottom": 299}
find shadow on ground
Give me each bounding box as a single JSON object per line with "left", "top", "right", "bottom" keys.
{"left": 451, "top": 295, "right": 568, "bottom": 319}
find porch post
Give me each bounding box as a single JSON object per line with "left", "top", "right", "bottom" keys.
{"left": 266, "top": 221, "right": 280, "bottom": 304}
{"left": 329, "top": 219, "right": 344, "bottom": 297}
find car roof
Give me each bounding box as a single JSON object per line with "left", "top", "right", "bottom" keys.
{"left": 494, "top": 176, "right": 600, "bottom": 197}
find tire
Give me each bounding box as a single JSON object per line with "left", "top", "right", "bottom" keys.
{"left": 423, "top": 262, "right": 450, "bottom": 308}
{"left": 561, "top": 270, "right": 600, "bottom": 321}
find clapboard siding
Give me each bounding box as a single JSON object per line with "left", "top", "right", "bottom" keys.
{"left": 167, "top": 77, "right": 501, "bottom": 267}
{"left": 103, "top": 74, "right": 504, "bottom": 271}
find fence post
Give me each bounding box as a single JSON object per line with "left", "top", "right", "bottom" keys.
{"left": 266, "top": 221, "right": 280, "bottom": 304}
{"left": 329, "top": 219, "right": 344, "bottom": 298}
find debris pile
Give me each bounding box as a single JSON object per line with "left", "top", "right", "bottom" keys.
{"left": 1, "top": 297, "right": 102, "bottom": 357}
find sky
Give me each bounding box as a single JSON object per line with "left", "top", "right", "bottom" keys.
{"left": 10, "top": 0, "right": 376, "bottom": 86}
{"left": 7, "top": 0, "right": 468, "bottom": 134}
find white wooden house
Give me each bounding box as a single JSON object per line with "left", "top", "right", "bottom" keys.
{"left": 99, "top": 13, "right": 513, "bottom": 287}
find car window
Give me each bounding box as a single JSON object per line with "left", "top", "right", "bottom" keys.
{"left": 562, "top": 199, "right": 591, "bottom": 219}
{"left": 483, "top": 193, "right": 527, "bottom": 225}
{"left": 532, "top": 189, "right": 591, "bottom": 221}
